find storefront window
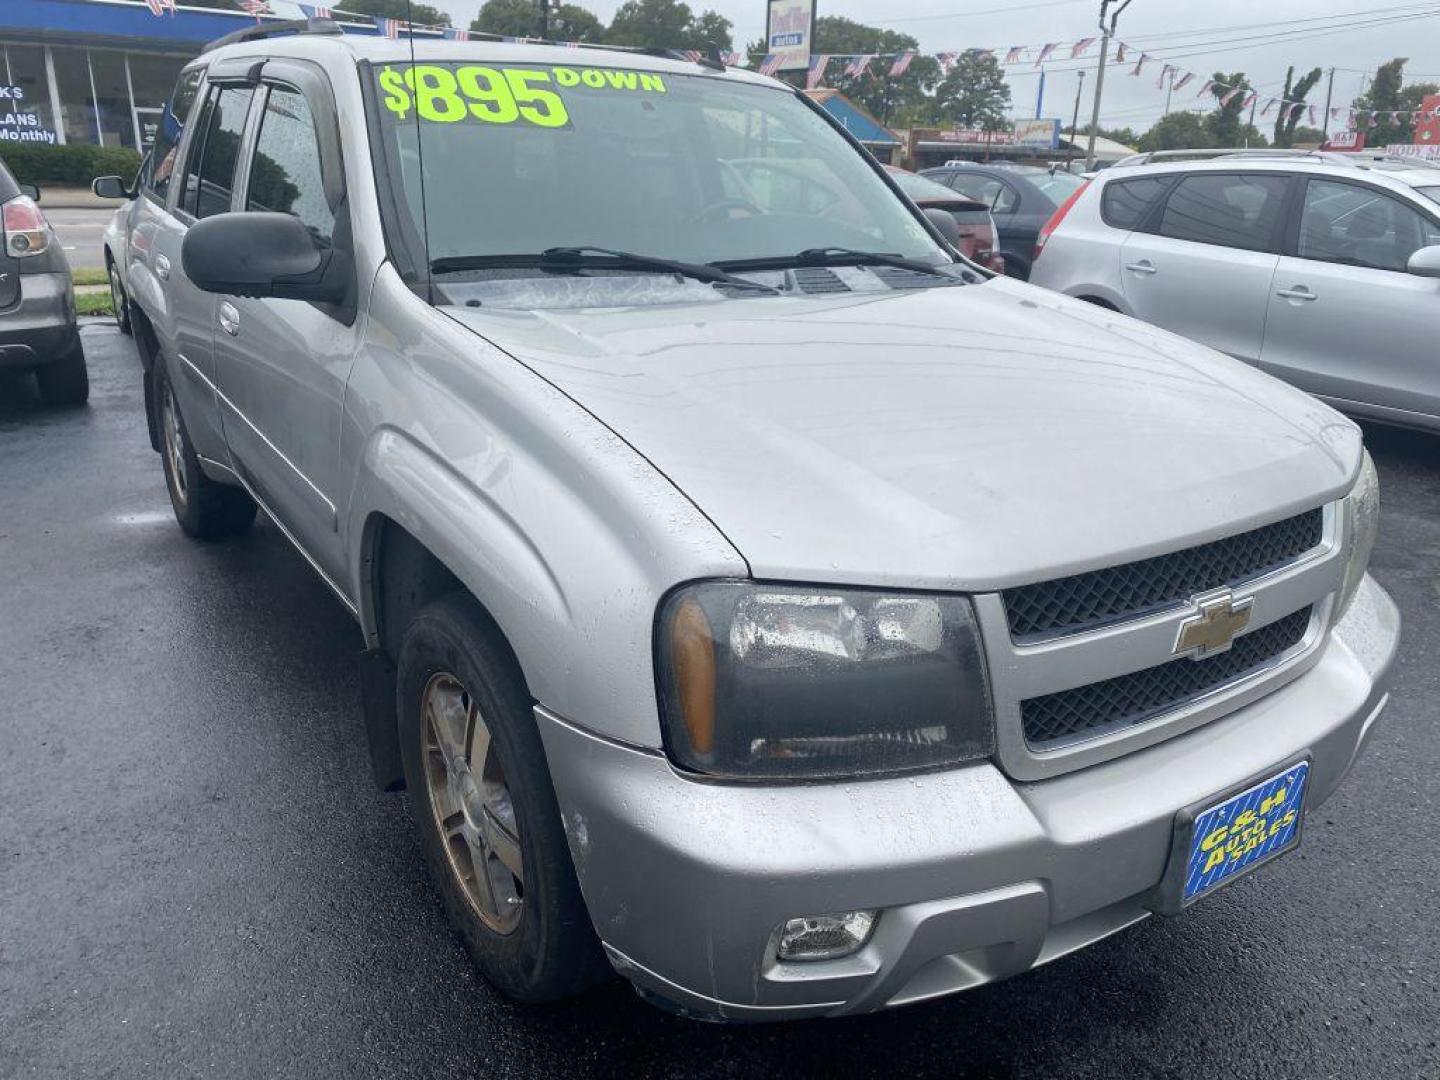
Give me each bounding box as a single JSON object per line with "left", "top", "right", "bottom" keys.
{"left": 0, "top": 43, "right": 58, "bottom": 145}
{"left": 88, "top": 50, "right": 135, "bottom": 149}
{"left": 50, "top": 45, "right": 96, "bottom": 145}
{"left": 128, "top": 52, "right": 188, "bottom": 149}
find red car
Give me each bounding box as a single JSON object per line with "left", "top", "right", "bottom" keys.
{"left": 886, "top": 165, "right": 1005, "bottom": 274}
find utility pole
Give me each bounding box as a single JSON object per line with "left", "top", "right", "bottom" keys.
{"left": 538, "top": 0, "right": 549, "bottom": 38}
{"left": 1321, "top": 66, "right": 1335, "bottom": 140}
{"left": 1245, "top": 93, "right": 1258, "bottom": 148}
{"left": 1086, "top": 0, "right": 1137, "bottom": 171}
{"left": 1069, "top": 69, "right": 1086, "bottom": 165}
{"left": 1164, "top": 68, "right": 1174, "bottom": 116}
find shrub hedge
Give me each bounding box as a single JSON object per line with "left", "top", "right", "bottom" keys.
{"left": 0, "top": 143, "right": 143, "bottom": 187}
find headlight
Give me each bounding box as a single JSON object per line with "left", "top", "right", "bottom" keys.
{"left": 1337, "top": 450, "right": 1380, "bottom": 620}
{"left": 655, "top": 582, "right": 993, "bottom": 780}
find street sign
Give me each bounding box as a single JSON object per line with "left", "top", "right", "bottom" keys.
{"left": 765, "top": 0, "right": 815, "bottom": 73}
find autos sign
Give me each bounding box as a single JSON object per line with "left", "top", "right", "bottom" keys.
{"left": 765, "top": 0, "right": 815, "bottom": 73}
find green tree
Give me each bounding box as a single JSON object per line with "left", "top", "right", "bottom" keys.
{"left": 1204, "top": 72, "right": 1252, "bottom": 147}
{"left": 471, "top": 0, "right": 604, "bottom": 41}
{"left": 811, "top": 17, "right": 940, "bottom": 126}
{"left": 931, "top": 51, "right": 1011, "bottom": 131}
{"left": 1355, "top": 57, "right": 1410, "bottom": 146}
{"left": 1291, "top": 124, "right": 1326, "bottom": 146}
{"left": 339, "top": 0, "right": 450, "bottom": 27}
{"left": 606, "top": 0, "right": 733, "bottom": 52}
{"left": 1136, "top": 110, "right": 1212, "bottom": 153}
{"left": 1079, "top": 123, "right": 1140, "bottom": 148}
{"left": 1273, "top": 65, "right": 1323, "bottom": 148}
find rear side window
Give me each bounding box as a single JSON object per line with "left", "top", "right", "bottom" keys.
{"left": 1156, "top": 173, "right": 1289, "bottom": 252}
{"left": 143, "top": 67, "right": 203, "bottom": 203}
{"left": 1297, "top": 179, "right": 1440, "bottom": 272}
{"left": 1101, "top": 176, "right": 1169, "bottom": 229}
{"left": 246, "top": 88, "right": 335, "bottom": 246}
{"left": 179, "top": 86, "right": 254, "bottom": 220}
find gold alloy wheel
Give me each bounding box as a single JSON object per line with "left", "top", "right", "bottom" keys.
{"left": 161, "top": 380, "right": 188, "bottom": 507}
{"left": 420, "top": 672, "right": 525, "bottom": 934}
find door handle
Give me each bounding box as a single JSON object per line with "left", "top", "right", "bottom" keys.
{"left": 218, "top": 301, "right": 240, "bottom": 336}
{"left": 1125, "top": 260, "right": 1158, "bottom": 275}
{"left": 155, "top": 254, "right": 170, "bottom": 281}
{"left": 1276, "top": 287, "right": 1317, "bottom": 301}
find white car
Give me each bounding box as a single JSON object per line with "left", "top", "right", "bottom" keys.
{"left": 1029, "top": 153, "right": 1440, "bottom": 431}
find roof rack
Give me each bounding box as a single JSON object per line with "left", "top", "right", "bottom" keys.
{"left": 205, "top": 17, "right": 344, "bottom": 53}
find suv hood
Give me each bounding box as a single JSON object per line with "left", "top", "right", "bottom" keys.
{"left": 446, "top": 278, "right": 1360, "bottom": 589}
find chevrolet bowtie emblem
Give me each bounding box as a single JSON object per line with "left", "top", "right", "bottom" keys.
{"left": 1175, "top": 592, "right": 1253, "bottom": 659}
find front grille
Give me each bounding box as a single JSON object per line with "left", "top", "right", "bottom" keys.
{"left": 1021, "top": 606, "right": 1313, "bottom": 748}
{"left": 1003, "top": 509, "right": 1324, "bottom": 641}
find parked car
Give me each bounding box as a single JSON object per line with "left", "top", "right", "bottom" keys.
{"left": 0, "top": 158, "right": 87, "bottom": 405}
{"left": 920, "top": 162, "right": 1088, "bottom": 280}
{"left": 100, "top": 163, "right": 141, "bottom": 336}
{"left": 98, "top": 24, "right": 1397, "bottom": 1021}
{"left": 1028, "top": 154, "right": 1440, "bottom": 432}
{"left": 885, "top": 165, "right": 1005, "bottom": 273}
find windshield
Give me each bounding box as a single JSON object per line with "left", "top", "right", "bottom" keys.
{"left": 1033, "top": 171, "right": 1086, "bottom": 203}
{"left": 368, "top": 61, "right": 945, "bottom": 274}
{"left": 889, "top": 169, "right": 970, "bottom": 202}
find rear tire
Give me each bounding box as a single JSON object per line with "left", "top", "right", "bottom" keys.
{"left": 397, "top": 594, "right": 609, "bottom": 1004}
{"left": 156, "top": 366, "right": 257, "bottom": 540}
{"left": 34, "top": 337, "right": 89, "bottom": 407}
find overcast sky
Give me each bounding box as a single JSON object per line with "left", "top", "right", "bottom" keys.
{"left": 425, "top": 0, "right": 1440, "bottom": 133}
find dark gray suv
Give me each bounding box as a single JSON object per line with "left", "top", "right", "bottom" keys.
{"left": 0, "top": 158, "right": 86, "bottom": 405}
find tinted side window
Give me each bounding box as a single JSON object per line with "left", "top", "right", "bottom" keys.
{"left": 180, "top": 86, "right": 253, "bottom": 220}
{"left": 1297, "top": 179, "right": 1440, "bottom": 272}
{"left": 246, "top": 88, "right": 336, "bottom": 246}
{"left": 143, "top": 66, "right": 203, "bottom": 202}
{"left": 952, "top": 175, "right": 1018, "bottom": 214}
{"left": 1157, "top": 173, "right": 1288, "bottom": 252}
{"left": 1101, "top": 176, "right": 1169, "bottom": 230}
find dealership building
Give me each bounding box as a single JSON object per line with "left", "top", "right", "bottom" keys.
{"left": 0, "top": 0, "right": 367, "bottom": 151}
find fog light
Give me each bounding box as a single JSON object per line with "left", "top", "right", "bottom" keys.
{"left": 776, "top": 911, "right": 877, "bottom": 961}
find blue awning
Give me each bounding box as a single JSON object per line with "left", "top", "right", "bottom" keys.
{"left": 805, "top": 90, "right": 900, "bottom": 147}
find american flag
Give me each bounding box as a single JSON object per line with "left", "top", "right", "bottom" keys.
{"left": 888, "top": 51, "right": 915, "bottom": 78}
{"left": 1172, "top": 72, "right": 1193, "bottom": 92}
{"left": 680, "top": 50, "right": 703, "bottom": 62}
{"left": 757, "top": 54, "right": 783, "bottom": 77}
{"left": 1033, "top": 43, "right": 1058, "bottom": 68}
{"left": 936, "top": 51, "right": 958, "bottom": 75}
{"left": 805, "top": 55, "right": 828, "bottom": 90}
{"left": 298, "top": 3, "right": 332, "bottom": 16}
{"left": 1114, "top": 42, "right": 1128, "bottom": 64}
{"left": 1220, "top": 86, "right": 1244, "bottom": 107}
{"left": 1308, "top": 105, "right": 1318, "bottom": 126}
{"left": 723, "top": 52, "right": 744, "bottom": 67}
{"left": 443, "top": 27, "right": 470, "bottom": 41}
{"left": 1130, "top": 53, "right": 1149, "bottom": 77}
{"left": 237, "top": 0, "right": 270, "bottom": 15}
{"left": 375, "top": 15, "right": 402, "bottom": 38}
{"left": 1070, "top": 37, "right": 1095, "bottom": 59}
{"left": 1154, "top": 64, "right": 1172, "bottom": 90}
{"left": 144, "top": 0, "right": 164, "bottom": 13}
{"left": 844, "top": 55, "right": 872, "bottom": 80}
{"left": 1259, "top": 98, "right": 1276, "bottom": 117}
{"left": 1241, "top": 91, "right": 1258, "bottom": 111}
{"left": 1004, "top": 46, "right": 1023, "bottom": 65}
{"left": 1196, "top": 79, "right": 1216, "bottom": 99}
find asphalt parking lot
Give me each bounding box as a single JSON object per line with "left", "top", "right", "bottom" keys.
{"left": 2, "top": 325, "right": 1438, "bottom": 1079}
{"left": 41, "top": 206, "right": 111, "bottom": 272}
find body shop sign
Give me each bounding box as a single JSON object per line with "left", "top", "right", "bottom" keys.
{"left": 0, "top": 85, "right": 57, "bottom": 145}
{"left": 766, "top": 0, "right": 815, "bottom": 72}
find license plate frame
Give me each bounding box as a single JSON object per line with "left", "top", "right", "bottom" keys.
{"left": 1151, "top": 757, "right": 1311, "bottom": 916}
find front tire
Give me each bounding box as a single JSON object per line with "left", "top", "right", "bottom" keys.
{"left": 156, "top": 367, "right": 257, "bottom": 540}
{"left": 34, "top": 337, "right": 89, "bottom": 406}
{"left": 107, "top": 257, "right": 132, "bottom": 335}
{"left": 397, "top": 594, "right": 608, "bottom": 1004}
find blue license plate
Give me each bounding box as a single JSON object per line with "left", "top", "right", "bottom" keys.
{"left": 1183, "top": 762, "right": 1309, "bottom": 903}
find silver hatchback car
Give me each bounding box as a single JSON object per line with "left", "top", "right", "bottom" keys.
{"left": 98, "top": 23, "right": 1398, "bottom": 1021}
{"left": 1029, "top": 152, "right": 1440, "bottom": 432}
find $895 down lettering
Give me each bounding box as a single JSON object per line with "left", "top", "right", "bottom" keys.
{"left": 378, "top": 65, "right": 569, "bottom": 127}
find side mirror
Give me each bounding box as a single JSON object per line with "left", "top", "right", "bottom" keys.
{"left": 18, "top": 182, "right": 39, "bottom": 202}
{"left": 923, "top": 206, "right": 963, "bottom": 250}
{"left": 1406, "top": 244, "right": 1440, "bottom": 278}
{"left": 92, "top": 175, "right": 131, "bottom": 200}
{"left": 182, "top": 212, "right": 348, "bottom": 303}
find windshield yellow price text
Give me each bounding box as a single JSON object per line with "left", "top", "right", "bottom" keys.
{"left": 378, "top": 65, "right": 570, "bottom": 127}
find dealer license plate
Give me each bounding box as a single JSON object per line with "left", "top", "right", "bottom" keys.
{"left": 1183, "top": 761, "right": 1310, "bottom": 904}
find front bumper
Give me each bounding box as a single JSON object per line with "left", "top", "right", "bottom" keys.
{"left": 536, "top": 574, "right": 1399, "bottom": 1021}
{"left": 0, "top": 271, "right": 78, "bottom": 370}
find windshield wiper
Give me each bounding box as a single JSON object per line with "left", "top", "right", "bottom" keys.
{"left": 714, "top": 248, "right": 962, "bottom": 278}
{"left": 430, "top": 247, "right": 778, "bottom": 294}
